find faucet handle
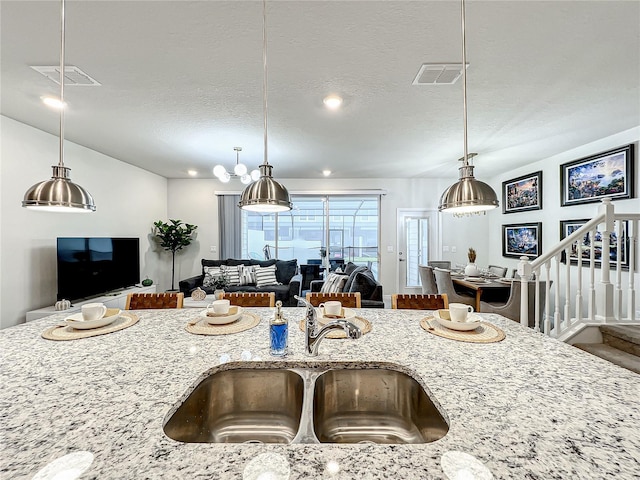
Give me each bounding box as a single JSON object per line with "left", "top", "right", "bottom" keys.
{"left": 294, "top": 295, "right": 312, "bottom": 309}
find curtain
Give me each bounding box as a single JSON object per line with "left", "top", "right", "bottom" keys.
{"left": 218, "top": 194, "right": 241, "bottom": 259}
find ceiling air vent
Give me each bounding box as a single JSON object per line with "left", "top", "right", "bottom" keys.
{"left": 412, "top": 63, "right": 468, "bottom": 85}
{"left": 30, "top": 66, "right": 101, "bottom": 86}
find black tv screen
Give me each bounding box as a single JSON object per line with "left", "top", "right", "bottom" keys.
{"left": 57, "top": 237, "right": 140, "bottom": 300}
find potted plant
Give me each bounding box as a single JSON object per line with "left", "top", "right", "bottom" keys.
{"left": 465, "top": 247, "right": 480, "bottom": 276}
{"left": 212, "top": 270, "right": 229, "bottom": 300}
{"left": 153, "top": 219, "right": 198, "bottom": 291}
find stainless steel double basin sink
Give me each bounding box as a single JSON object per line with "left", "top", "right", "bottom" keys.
{"left": 163, "top": 363, "right": 449, "bottom": 445}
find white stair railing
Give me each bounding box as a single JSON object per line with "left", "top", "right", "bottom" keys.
{"left": 518, "top": 199, "right": 639, "bottom": 339}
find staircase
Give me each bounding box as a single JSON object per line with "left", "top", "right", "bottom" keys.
{"left": 574, "top": 325, "right": 640, "bottom": 374}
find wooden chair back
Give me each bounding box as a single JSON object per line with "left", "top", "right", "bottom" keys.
{"left": 305, "top": 292, "right": 361, "bottom": 308}
{"left": 223, "top": 292, "right": 275, "bottom": 307}
{"left": 391, "top": 293, "right": 449, "bottom": 310}
{"left": 125, "top": 292, "right": 184, "bottom": 310}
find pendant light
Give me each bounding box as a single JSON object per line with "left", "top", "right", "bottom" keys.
{"left": 438, "top": 0, "right": 498, "bottom": 216}
{"left": 22, "top": 0, "right": 95, "bottom": 213}
{"left": 238, "top": 0, "right": 292, "bottom": 213}
{"left": 213, "top": 147, "right": 259, "bottom": 184}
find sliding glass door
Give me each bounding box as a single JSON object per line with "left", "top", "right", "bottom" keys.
{"left": 240, "top": 194, "right": 380, "bottom": 277}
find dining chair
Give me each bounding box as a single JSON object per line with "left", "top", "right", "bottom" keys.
{"left": 428, "top": 260, "right": 451, "bottom": 270}
{"left": 480, "top": 280, "right": 552, "bottom": 328}
{"left": 125, "top": 292, "right": 184, "bottom": 310}
{"left": 418, "top": 265, "right": 438, "bottom": 294}
{"left": 433, "top": 268, "right": 475, "bottom": 308}
{"left": 487, "top": 265, "right": 508, "bottom": 277}
{"left": 305, "top": 292, "right": 361, "bottom": 308}
{"left": 223, "top": 292, "right": 275, "bottom": 307}
{"left": 391, "top": 293, "right": 449, "bottom": 310}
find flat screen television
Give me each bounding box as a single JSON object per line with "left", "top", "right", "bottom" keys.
{"left": 57, "top": 237, "right": 140, "bottom": 300}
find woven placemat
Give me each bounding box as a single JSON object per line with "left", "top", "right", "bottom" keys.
{"left": 186, "top": 312, "right": 260, "bottom": 336}
{"left": 420, "top": 316, "right": 505, "bottom": 343}
{"left": 297, "top": 316, "right": 372, "bottom": 339}
{"left": 41, "top": 312, "right": 140, "bottom": 341}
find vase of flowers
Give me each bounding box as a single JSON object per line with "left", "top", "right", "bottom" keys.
{"left": 465, "top": 247, "right": 480, "bottom": 276}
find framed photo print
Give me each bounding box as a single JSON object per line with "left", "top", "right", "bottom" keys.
{"left": 560, "top": 144, "right": 634, "bottom": 206}
{"left": 502, "top": 171, "right": 542, "bottom": 214}
{"left": 502, "top": 223, "right": 542, "bottom": 259}
{"left": 560, "top": 219, "right": 630, "bottom": 270}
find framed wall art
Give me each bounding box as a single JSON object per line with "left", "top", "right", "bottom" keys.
{"left": 560, "top": 219, "right": 630, "bottom": 270}
{"left": 502, "top": 223, "right": 542, "bottom": 259}
{"left": 560, "top": 144, "right": 634, "bottom": 206}
{"left": 502, "top": 171, "right": 542, "bottom": 214}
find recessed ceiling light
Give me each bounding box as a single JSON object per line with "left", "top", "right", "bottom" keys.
{"left": 41, "top": 96, "right": 66, "bottom": 109}
{"left": 187, "top": 170, "right": 197, "bottom": 176}
{"left": 322, "top": 169, "right": 332, "bottom": 176}
{"left": 323, "top": 94, "right": 343, "bottom": 110}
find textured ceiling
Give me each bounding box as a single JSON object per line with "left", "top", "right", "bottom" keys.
{"left": 1, "top": 0, "right": 639, "bottom": 180}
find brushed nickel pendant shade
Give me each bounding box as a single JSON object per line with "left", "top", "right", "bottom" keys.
{"left": 438, "top": 0, "right": 498, "bottom": 215}
{"left": 22, "top": 0, "right": 95, "bottom": 213}
{"left": 238, "top": 0, "right": 292, "bottom": 213}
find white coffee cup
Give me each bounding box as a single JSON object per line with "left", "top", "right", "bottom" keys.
{"left": 81, "top": 302, "right": 107, "bottom": 321}
{"left": 449, "top": 303, "right": 474, "bottom": 322}
{"left": 211, "top": 299, "right": 230, "bottom": 314}
{"left": 320, "top": 301, "right": 342, "bottom": 316}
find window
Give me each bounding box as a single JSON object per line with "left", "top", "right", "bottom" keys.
{"left": 240, "top": 194, "right": 380, "bottom": 277}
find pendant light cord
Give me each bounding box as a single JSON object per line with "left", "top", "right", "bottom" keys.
{"left": 461, "top": 0, "right": 469, "bottom": 168}
{"left": 58, "top": 0, "right": 66, "bottom": 168}
{"left": 262, "top": 0, "right": 269, "bottom": 167}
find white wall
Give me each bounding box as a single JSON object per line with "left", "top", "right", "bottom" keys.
{"left": 0, "top": 116, "right": 168, "bottom": 328}
{"left": 486, "top": 127, "right": 639, "bottom": 271}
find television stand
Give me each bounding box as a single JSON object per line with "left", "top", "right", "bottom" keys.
{"left": 25, "top": 285, "right": 157, "bottom": 322}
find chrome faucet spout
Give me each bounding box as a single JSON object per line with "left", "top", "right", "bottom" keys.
{"left": 295, "top": 295, "right": 362, "bottom": 356}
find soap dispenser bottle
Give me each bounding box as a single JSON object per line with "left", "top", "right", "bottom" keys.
{"left": 270, "top": 300, "right": 288, "bottom": 356}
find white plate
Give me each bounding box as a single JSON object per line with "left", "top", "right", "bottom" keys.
{"left": 433, "top": 311, "right": 481, "bottom": 331}
{"left": 65, "top": 309, "right": 121, "bottom": 330}
{"left": 464, "top": 277, "right": 488, "bottom": 283}
{"left": 200, "top": 306, "right": 244, "bottom": 325}
{"left": 317, "top": 307, "right": 357, "bottom": 325}
{"left": 498, "top": 278, "right": 515, "bottom": 284}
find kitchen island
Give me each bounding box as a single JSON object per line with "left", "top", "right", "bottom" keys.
{"left": 1, "top": 308, "right": 639, "bottom": 479}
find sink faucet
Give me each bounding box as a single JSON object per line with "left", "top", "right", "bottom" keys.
{"left": 295, "top": 295, "right": 362, "bottom": 356}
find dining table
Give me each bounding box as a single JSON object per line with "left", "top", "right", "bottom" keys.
{"left": 452, "top": 276, "right": 512, "bottom": 311}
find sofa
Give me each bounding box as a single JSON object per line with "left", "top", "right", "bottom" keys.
{"left": 310, "top": 262, "right": 384, "bottom": 308}
{"left": 179, "top": 258, "right": 302, "bottom": 306}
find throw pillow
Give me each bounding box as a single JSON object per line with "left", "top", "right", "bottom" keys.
{"left": 221, "top": 264, "right": 241, "bottom": 286}
{"left": 348, "top": 271, "right": 378, "bottom": 299}
{"left": 320, "top": 273, "right": 349, "bottom": 293}
{"left": 275, "top": 259, "right": 298, "bottom": 284}
{"left": 343, "top": 262, "right": 359, "bottom": 276}
{"left": 343, "top": 265, "right": 368, "bottom": 293}
{"left": 238, "top": 264, "right": 256, "bottom": 286}
{"left": 254, "top": 264, "right": 279, "bottom": 287}
{"left": 202, "top": 266, "right": 223, "bottom": 288}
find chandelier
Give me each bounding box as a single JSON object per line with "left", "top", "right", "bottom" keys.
{"left": 213, "top": 147, "right": 259, "bottom": 184}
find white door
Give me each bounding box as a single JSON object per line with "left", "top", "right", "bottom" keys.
{"left": 397, "top": 209, "right": 438, "bottom": 292}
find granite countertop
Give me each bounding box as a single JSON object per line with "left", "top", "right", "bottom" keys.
{"left": 1, "top": 308, "right": 639, "bottom": 479}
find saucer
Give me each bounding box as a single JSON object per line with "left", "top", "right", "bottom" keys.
{"left": 65, "top": 308, "right": 121, "bottom": 330}
{"left": 200, "top": 306, "right": 244, "bottom": 325}
{"left": 433, "top": 310, "right": 481, "bottom": 331}
{"left": 317, "top": 307, "right": 356, "bottom": 326}
{"left": 464, "top": 277, "right": 488, "bottom": 283}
